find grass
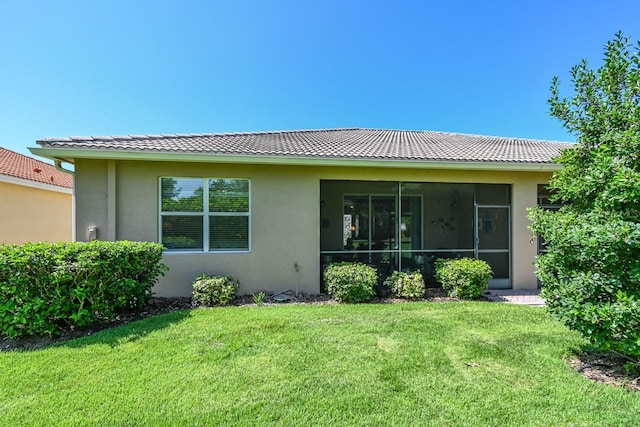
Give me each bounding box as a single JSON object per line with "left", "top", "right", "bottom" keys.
{"left": 1, "top": 302, "right": 639, "bottom": 426}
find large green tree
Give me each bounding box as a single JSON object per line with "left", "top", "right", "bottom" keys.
{"left": 529, "top": 32, "right": 640, "bottom": 368}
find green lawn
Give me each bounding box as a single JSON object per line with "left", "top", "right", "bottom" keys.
{"left": 1, "top": 302, "right": 639, "bottom": 426}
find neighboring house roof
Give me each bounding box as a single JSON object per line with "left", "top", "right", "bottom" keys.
{"left": 0, "top": 146, "right": 73, "bottom": 190}
{"left": 32, "top": 128, "right": 573, "bottom": 171}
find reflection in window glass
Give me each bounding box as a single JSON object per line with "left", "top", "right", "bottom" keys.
{"left": 160, "top": 177, "right": 250, "bottom": 251}
{"left": 209, "top": 179, "right": 250, "bottom": 213}
{"left": 210, "top": 216, "right": 249, "bottom": 250}
{"left": 161, "top": 178, "right": 203, "bottom": 212}
{"left": 161, "top": 215, "right": 203, "bottom": 250}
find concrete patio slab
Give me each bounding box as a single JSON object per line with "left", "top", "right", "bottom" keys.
{"left": 484, "top": 289, "right": 545, "bottom": 307}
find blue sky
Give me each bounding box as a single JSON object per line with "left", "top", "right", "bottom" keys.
{"left": 1, "top": 1, "right": 639, "bottom": 157}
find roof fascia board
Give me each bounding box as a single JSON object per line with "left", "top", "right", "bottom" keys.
{"left": 29, "top": 147, "right": 562, "bottom": 172}
{"left": 0, "top": 173, "right": 72, "bottom": 194}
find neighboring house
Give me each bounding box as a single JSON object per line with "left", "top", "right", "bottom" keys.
{"left": 0, "top": 147, "right": 73, "bottom": 244}
{"left": 30, "top": 128, "right": 571, "bottom": 297}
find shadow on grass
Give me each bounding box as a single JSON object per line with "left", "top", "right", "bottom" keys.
{"left": 60, "top": 309, "right": 193, "bottom": 349}
{"left": 1, "top": 309, "right": 194, "bottom": 353}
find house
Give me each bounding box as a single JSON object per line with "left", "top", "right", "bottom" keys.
{"left": 30, "top": 128, "right": 571, "bottom": 297}
{"left": 0, "top": 147, "right": 73, "bottom": 244}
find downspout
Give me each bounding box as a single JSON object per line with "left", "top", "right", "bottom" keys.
{"left": 53, "top": 159, "right": 76, "bottom": 241}
{"left": 107, "top": 160, "right": 117, "bottom": 241}
{"left": 54, "top": 159, "right": 74, "bottom": 176}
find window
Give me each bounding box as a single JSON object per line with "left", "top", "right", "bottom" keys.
{"left": 160, "top": 177, "right": 250, "bottom": 251}
{"left": 343, "top": 194, "right": 397, "bottom": 251}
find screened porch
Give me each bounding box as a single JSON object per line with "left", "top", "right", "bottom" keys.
{"left": 320, "top": 180, "right": 511, "bottom": 290}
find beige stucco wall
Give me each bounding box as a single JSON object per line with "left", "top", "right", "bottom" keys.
{"left": 74, "top": 159, "right": 551, "bottom": 296}
{"left": 0, "top": 181, "right": 72, "bottom": 244}
{"left": 75, "top": 159, "right": 320, "bottom": 297}
{"left": 74, "top": 159, "right": 109, "bottom": 241}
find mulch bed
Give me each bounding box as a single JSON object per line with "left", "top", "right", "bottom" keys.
{"left": 2, "top": 289, "right": 638, "bottom": 392}
{"left": 566, "top": 352, "right": 640, "bottom": 391}
{"left": 234, "top": 288, "right": 457, "bottom": 306}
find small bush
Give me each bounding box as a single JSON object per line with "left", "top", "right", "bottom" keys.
{"left": 252, "top": 291, "right": 266, "bottom": 305}
{"left": 435, "top": 258, "right": 493, "bottom": 299}
{"left": 0, "top": 241, "right": 167, "bottom": 338}
{"left": 384, "top": 271, "right": 425, "bottom": 299}
{"left": 324, "top": 262, "right": 376, "bottom": 303}
{"left": 192, "top": 275, "right": 238, "bottom": 306}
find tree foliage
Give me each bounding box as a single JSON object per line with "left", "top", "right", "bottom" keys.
{"left": 529, "top": 32, "right": 640, "bottom": 368}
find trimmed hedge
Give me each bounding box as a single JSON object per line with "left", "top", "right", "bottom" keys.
{"left": 192, "top": 275, "right": 239, "bottom": 307}
{"left": 384, "top": 271, "right": 426, "bottom": 299}
{"left": 435, "top": 258, "right": 493, "bottom": 299}
{"left": 324, "top": 262, "right": 377, "bottom": 303}
{"left": 0, "top": 241, "right": 167, "bottom": 338}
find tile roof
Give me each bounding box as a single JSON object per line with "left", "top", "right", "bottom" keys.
{"left": 36, "top": 128, "right": 572, "bottom": 164}
{"left": 0, "top": 147, "right": 73, "bottom": 189}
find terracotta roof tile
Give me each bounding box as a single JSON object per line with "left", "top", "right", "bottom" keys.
{"left": 0, "top": 147, "right": 73, "bottom": 189}
{"left": 36, "top": 128, "right": 572, "bottom": 164}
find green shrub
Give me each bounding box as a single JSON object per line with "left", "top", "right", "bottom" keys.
{"left": 192, "top": 275, "right": 239, "bottom": 306}
{"left": 529, "top": 32, "right": 640, "bottom": 370}
{"left": 252, "top": 291, "right": 266, "bottom": 305}
{"left": 532, "top": 211, "right": 640, "bottom": 367}
{"left": 435, "top": 258, "right": 492, "bottom": 299}
{"left": 0, "top": 241, "right": 167, "bottom": 338}
{"left": 384, "top": 271, "right": 425, "bottom": 299}
{"left": 324, "top": 262, "right": 376, "bottom": 303}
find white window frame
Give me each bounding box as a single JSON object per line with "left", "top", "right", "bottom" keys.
{"left": 159, "top": 177, "right": 251, "bottom": 253}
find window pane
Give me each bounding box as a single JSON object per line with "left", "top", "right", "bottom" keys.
{"left": 424, "top": 183, "right": 474, "bottom": 250}
{"left": 162, "top": 215, "right": 203, "bottom": 249}
{"left": 476, "top": 184, "right": 510, "bottom": 205}
{"left": 209, "top": 179, "right": 249, "bottom": 212}
{"left": 371, "top": 196, "right": 396, "bottom": 251}
{"left": 161, "top": 178, "right": 203, "bottom": 212}
{"left": 343, "top": 196, "right": 369, "bottom": 250}
{"left": 400, "top": 195, "right": 422, "bottom": 251}
{"left": 210, "top": 216, "right": 249, "bottom": 250}
{"left": 477, "top": 207, "right": 509, "bottom": 250}
{"left": 321, "top": 181, "right": 396, "bottom": 252}
{"left": 478, "top": 252, "right": 510, "bottom": 279}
